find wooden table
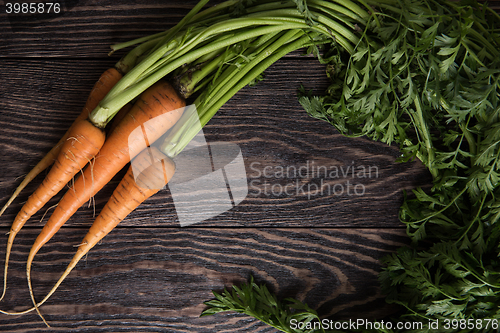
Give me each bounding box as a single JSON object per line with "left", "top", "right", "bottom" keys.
{"left": 1, "top": 1, "right": 491, "bottom": 331}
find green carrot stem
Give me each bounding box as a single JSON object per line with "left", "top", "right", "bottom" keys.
{"left": 149, "top": 0, "right": 212, "bottom": 54}
{"left": 310, "top": 10, "right": 359, "bottom": 45}
{"left": 123, "top": 18, "right": 293, "bottom": 90}
{"left": 485, "top": 3, "right": 500, "bottom": 22}
{"left": 153, "top": 18, "right": 300, "bottom": 65}
{"left": 102, "top": 3, "right": 214, "bottom": 103}
{"left": 161, "top": 31, "right": 319, "bottom": 158}
{"left": 310, "top": 0, "right": 368, "bottom": 21}
{"left": 175, "top": 51, "right": 231, "bottom": 99}
{"left": 159, "top": 31, "right": 301, "bottom": 157}
{"left": 201, "top": 32, "right": 285, "bottom": 104}
{"left": 132, "top": 6, "right": 359, "bottom": 80}
{"left": 188, "top": 0, "right": 239, "bottom": 22}
{"left": 309, "top": 4, "right": 358, "bottom": 29}
{"left": 89, "top": 22, "right": 321, "bottom": 127}
{"left": 111, "top": 0, "right": 363, "bottom": 56}
{"left": 244, "top": 9, "right": 360, "bottom": 45}
{"left": 332, "top": 0, "right": 372, "bottom": 18}
{"left": 106, "top": 0, "right": 362, "bottom": 98}
{"left": 467, "top": 28, "right": 500, "bottom": 58}
{"left": 202, "top": 31, "right": 300, "bottom": 112}
{"left": 192, "top": 49, "right": 225, "bottom": 67}
{"left": 439, "top": 97, "right": 477, "bottom": 156}
{"left": 90, "top": 0, "right": 366, "bottom": 127}
{"left": 413, "top": 96, "right": 437, "bottom": 178}
{"left": 135, "top": 30, "right": 235, "bottom": 83}
{"left": 189, "top": 74, "right": 215, "bottom": 96}
{"left": 100, "top": 36, "right": 181, "bottom": 105}
{"left": 187, "top": 0, "right": 366, "bottom": 31}
{"left": 199, "top": 31, "right": 312, "bottom": 126}
{"left": 169, "top": 48, "right": 226, "bottom": 91}
{"left": 114, "top": 36, "right": 164, "bottom": 74}
{"left": 158, "top": 32, "right": 290, "bottom": 157}
{"left": 110, "top": 0, "right": 212, "bottom": 69}
{"left": 110, "top": 30, "right": 170, "bottom": 54}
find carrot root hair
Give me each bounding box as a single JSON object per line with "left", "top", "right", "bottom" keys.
{"left": 0, "top": 67, "right": 121, "bottom": 218}
{"left": 1, "top": 119, "right": 105, "bottom": 305}
{"left": 26, "top": 147, "right": 175, "bottom": 326}
{"left": 0, "top": 68, "right": 122, "bottom": 303}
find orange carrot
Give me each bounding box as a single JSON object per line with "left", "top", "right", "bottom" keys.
{"left": 24, "top": 80, "right": 184, "bottom": 313}
{"left": 0, "top": 68, "right": 122, "bottom": 218}
{"left": 0, "top": 68, "right": 122, "bottom": 302}
{"left": 1, "top": 119, "right": 105, "bottom": 298}
{"left": 33, "top": 81, "right": 184, "bottom": 248}
{"left": 27, "top": 147, "right": 175, "bottom": 325}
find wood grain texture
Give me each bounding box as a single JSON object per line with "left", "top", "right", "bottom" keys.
{"left": 1, "top": 0, "right": 217, "bottom": 58}
{"left": 0, "top": 228, "right": 408, "bottom": 332}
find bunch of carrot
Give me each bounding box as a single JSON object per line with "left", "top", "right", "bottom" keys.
{"left": 0, "top": 0, "right": 372, "bottom": 326}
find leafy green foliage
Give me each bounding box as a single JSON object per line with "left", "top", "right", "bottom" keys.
{"left": 201, "top": 276, "right": 324, "bottom": 333}
{"left": 203, "top": 0, "right": 500, "bottom": 331}
{"left": 298, "top": 0, "right": 500, "bottom": 328}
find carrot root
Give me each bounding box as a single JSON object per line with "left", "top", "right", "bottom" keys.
{"left": 20, "top": 81, "right": 183, "bottom": 325}
{"left": 0, "top": 68, "right": 122, "bottom": 218}
{"left": 1, "top": 119, "right": 105, "bottom": 306}
{"left": 26, "top": 147, "right": 175, "bottom": 325}
{"left": 0, "top": 68, "right": 122, "bottom": 303}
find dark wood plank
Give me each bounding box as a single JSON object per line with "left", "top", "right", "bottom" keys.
{"left": 3, "top": 0, "right": 498, "bottom": 58}
{"left": 0, "top": 227, "right": 408, "bottom": 332}
{"left": 0, "top": 0, "right": 213, "bottom": 58}
{"left": 0, "top": 58, "right": 431, "bottom": 228}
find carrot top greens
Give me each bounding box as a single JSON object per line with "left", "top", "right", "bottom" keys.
{"left": 90, "top": 0, "right": 368, "bottom": 137}
{"left": 202, "top": 276, "right": 325, "bottom": 333}
{"left": 299, "top": 0, "right": 500, "bottom": 324}
{"left": 198, "top": 0, "right": 500, "bottom": 330}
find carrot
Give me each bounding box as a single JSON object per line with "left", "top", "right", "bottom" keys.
{"left": 0, "top": 68, "right": 122, "bottom": 218}
{"left": 23, "top": 80, "right": 184, "bottom": 316}
{"left": 27, "top": 147, "right": 176, "bottom": 326}
{"left": 0, "top": 68, "right": 122, "bottom": 303}
{"left": 32, "top": 81, "right": 183, "bottom": 247}
{"left": 2, "top": 119, "right": 105, "bottom": 296}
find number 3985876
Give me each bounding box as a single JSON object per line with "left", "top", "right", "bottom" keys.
{"left": 6, "top": 2, "right": 61, "bottom": 14}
